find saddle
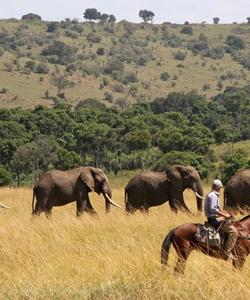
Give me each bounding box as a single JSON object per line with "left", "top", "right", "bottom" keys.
{"left": 195, "top": 223, "right": 227, "bottom": 248}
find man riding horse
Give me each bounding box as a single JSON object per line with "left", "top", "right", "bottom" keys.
{"left": 204, "top": 179, "right": 238, "bottom": 260}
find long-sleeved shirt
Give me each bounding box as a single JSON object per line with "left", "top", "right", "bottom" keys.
{"left": 204, "top": 190, "right": 220, "bottom": 218}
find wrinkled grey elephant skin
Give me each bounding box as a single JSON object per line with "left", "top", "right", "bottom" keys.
{"left": 32, "top": 166, "right": 119, "bottom": 217}
{"left": 224, "top": 168, "right": 250, "bottom": 212}
{"left": 125, "top": 165, "right": 203, "bottom": 213}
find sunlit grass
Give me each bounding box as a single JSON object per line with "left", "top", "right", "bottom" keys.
{"left": 0, "top": 185, "right": 249, "bottom": 299}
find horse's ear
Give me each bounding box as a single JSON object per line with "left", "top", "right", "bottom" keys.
{"left": 80, "top": 171, "right": 95, "bottom": 192}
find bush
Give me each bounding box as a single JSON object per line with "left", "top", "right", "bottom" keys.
{"left": 208, "top": 47, "right": 224, "bottom": 59}
{"left": 104, "top": 92, "right": 113, "bottom": 103}
{"left": 189, "top": 40, "right": 209, "bottom": 55}
{"left": 104, "top": 58, "right": 124, "bottom": 75}
{"left": 0, "top": 165, "right": 11, "bottom": 186}
{"left": 123, "top": 72, "right": 137, "bottom": 84}
{"left": 160, "top": 72, "right": 170, "bottom": 81}
{"left": 47, "top": 22, "right": 59, "bottom": 33}
{"left": 174, "top": 51, "right": 186, "bottom": 60}
{"left": 96, "top": 47, "right": 105, "bottom": 55}
{"left": 35, "top": 63, "right": 49, "bottom": 74}
{"left": 180, "top": 26, "right": 193, "bottom": 35}
{"left": 113, "top": 84, "right": 124, "bottom": 93}
{"left": 225, "top": 35, "right": 245, "bottom": 50}
{"left": 87, "top": 33, "right": 101, "bottom": 43}
{"left": 42, "top": 41, "right": 77, "bottom": 65}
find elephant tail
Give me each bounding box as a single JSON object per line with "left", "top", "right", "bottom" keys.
{"left": 124, "top": 189, "right": 127, "bottom": 205}
{"left": 161, "top": 229, "right": 174, "bottom": 266}
{"left": 32, "top": 187, "right": 36, "bottom": 213}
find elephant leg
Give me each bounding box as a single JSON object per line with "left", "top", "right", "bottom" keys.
{"left": 105, "top": 198, "right": 111, "bottom": 213}
{"left": 76, "top": 192, "right": 87, "bottom": 217}
{"left": 170, "top": 192, "right": 191, "bottom": 213}
{"left": 86, "top": 195, "right": 97, "bottom": 214}
{"left": 169, "top": 198, "right": 178, "bottom": 213}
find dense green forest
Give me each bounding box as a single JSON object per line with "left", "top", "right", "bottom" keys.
{"left": 0, "top": 86, "right": 250, "bottom": 186}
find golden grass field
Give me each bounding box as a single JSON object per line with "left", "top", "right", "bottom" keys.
{"left": 0, "top": 184, "right": 249, "bottom": 300}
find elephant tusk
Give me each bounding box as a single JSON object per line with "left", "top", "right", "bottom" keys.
{"left": 104, "top": 193, "right": 122, "bottom": 208}
{"left": 195, "top": 192, "right": 204, "bottom": 200}
{"left": 0, "top": 202, "right": 10, "bottom": 209}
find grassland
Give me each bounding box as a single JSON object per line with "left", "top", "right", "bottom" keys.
{"left": 0, "top": 20, "right": 250, "bottom": 108}
{"left": 0, "top": 183, "right": 249, "bottom": 299}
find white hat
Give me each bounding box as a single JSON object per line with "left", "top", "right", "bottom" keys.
{"left": 213, "top": 179, "right": 223, "bottom": 188}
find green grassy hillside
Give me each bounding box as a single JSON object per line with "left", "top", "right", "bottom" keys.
{"left": 0, "top": 19, "right": 250, "bottom": 108}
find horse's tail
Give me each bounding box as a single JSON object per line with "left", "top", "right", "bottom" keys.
{"left": 161, "top": 229, "right": 174, "bottom": 266}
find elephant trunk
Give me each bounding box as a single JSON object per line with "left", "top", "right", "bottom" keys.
{"left": 191, "top": 182, "right": 203, "bottom": 212}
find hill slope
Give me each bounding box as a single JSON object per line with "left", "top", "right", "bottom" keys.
{"left": 0, "top": 19, "right": 250, "bottom": 108}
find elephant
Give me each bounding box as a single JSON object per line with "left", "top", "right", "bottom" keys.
{"left": 32, "top": 166, "right": 121, "bottom": 217}
{"left": 224, "top": 168, "right": 250, "bottom": 212}
{"left": 125, "top": 165, "right": 204, "bottom": 213}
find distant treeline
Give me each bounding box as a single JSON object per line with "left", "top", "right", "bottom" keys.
{"left": 0, "top": 86, "right": 250, "bottom": 186}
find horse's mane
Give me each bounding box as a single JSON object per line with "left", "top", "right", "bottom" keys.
{"left": 239, "top": 214, "right": 250, "bottom": 222}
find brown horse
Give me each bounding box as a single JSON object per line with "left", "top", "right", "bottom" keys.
{"left": 161, "top": 215, "right": 250, "bottom": 274}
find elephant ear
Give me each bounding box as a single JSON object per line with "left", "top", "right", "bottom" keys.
{"left": 165, "top": 166, "right": 184, "bottom": 192}
{"left": 80, "top": 171, "right": 95, "bottom": 192}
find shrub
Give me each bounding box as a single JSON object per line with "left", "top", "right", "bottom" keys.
{"left": 35, "top": 63, "right": 49, "bottom": 74}
{"left": 123, "top": 72, "right": 137, "bottom": 84}
{"left": 104, "top": 92, "right": 113, "bottom": 103}
{"left": 42, "top": 41, "right": 77, "bottom": 65}
{"left": 104, "top": 58, "right": 124, "bottom": 75}
{"left": 113, "top": 84, "right": 124, "bottom": 93}
{"left": 208, "top": 47, "right": 224, "bottom": 59}
{"left": 225, "top": 35, "right": 245, "bottom": 50}
{"left": 24, "top": 60, "right": 36, "bottom": 71}
{"left": 87, "top": 33, "right": 101, "bottom": 43}
{"left": 174, "top": 51, "right": 186, "bottom": 60}
{"left": 115, "top": 97, "right": 129, "bottom": 108}
{"left": 180, "top": 26, "right": 193, "bottom": 35}
{"left": 96, "top": 47, "right": 105, "bottom": 55}
{"left": 47, "top": 22, "right": 59, "bottom": 33}
{"left": 160, "top": 72, "right": 170, "bottom": 81}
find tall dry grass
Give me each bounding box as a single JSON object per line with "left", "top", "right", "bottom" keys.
{"left": 0, "top": 186, "right": 249, "bottom": 299}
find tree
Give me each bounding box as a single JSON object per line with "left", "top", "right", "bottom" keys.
{"left": 99, "top": 13, "right": 109, "bottom": 23}
{"left": 108, "top": 15, "right": 116, "bottom": 23}
{"left": 47, "top": 22, "right": 59, "bottom": 33}
{"left": 0, "top": 164, "right": 11, "bottom": 186}
{"left": 213, "top": 17, "right": 220, "bottom": 24}
{"left": 247, "top": 17, "right": 250, "bottom": 24}
{"left": 139, "top": 10, "right": 155, "bottom": 23}
{"left": 50, "top": 74, "right": 75, "bottom": 96}
{"left": 221, "top": 150, "right": 250, "bottom": 183}
{"left": 83, "top": 8, "right": 101, "bottom": 21}
{"left": 21, "top": 13, "right": 41, "bottom": 21}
